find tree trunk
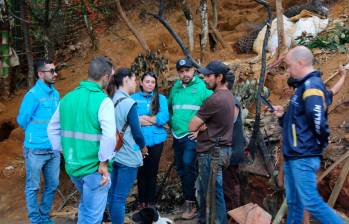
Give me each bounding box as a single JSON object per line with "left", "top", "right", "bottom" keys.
{"left": 211, "top": 0, "right": 218, "bottom": 28}
{"left": 20, "top": 0, "right": 35, "bottom": 87}
{"left": 81, "top": 0, "right": 99, "bottom": 50}
{"left": 276, "top": 0, "right": 286, "bottom": 56}
{"left": 180, "top": 0, "right": 194, "bottom": 51}
{"left": 199, "top": 0, "right": 208, "bottom": 63}
{"left": 115, "top": 0, "right": 150, "bottom": 53}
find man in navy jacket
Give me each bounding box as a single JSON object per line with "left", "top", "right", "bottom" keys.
{"left": 273, "top": 46, "right": 343, "bottom": 224}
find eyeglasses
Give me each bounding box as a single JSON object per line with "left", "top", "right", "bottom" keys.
{"left": 40, "top": 68, "right": 57, "bottom": 74}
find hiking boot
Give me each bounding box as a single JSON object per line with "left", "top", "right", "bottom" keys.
{"left": 181, "top": 200, "right": 197, "bottom": 220}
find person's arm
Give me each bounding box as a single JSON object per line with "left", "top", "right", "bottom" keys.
{"left": 303, "top": 87, "right": 329, "bottom": 147}
{"left": 189, "top": 96, "right": 216, "bottom": 132}
{"left": 127, "top": 104, "right": 145, "bottom": 149}
{"left": 330, "top": 65, "right": 347, "bottom": 95}
{"left": 98, "top": 98, "right": 117, "bottom": 162}
{"left": 155, "top": 95, "right": 169, "bottom": 126}
{"left": 189, "top": 116, "right": 204, "bottom": 132}
{"left": 141, "top": 95, "right": 170, "bottom": 127}
{"left": 47, "top": 106, "right": 61, "bottom": 151}
{"left": 17, "top": 92, "right": 39, "bottom": 130}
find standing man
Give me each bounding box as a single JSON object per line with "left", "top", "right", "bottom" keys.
{"left": 48, "top": 56, "right": 116, "bottom": 224}
{"left": 168, "top": 58, "right": 212, "bottom": 220}
{"left": 17, "top": 59, "right": 60, "bottom": 224}
{"left": 273, "top": 46, "right": 343, "bottom": 224}
{"left": 189, "top": 60, "right": 235, "bottom": 224}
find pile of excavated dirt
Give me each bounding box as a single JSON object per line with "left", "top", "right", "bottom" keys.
{"left": 0, "top": 0, "right": 348, "bottom": 222}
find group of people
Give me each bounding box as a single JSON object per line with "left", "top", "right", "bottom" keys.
{"left": 17, "top": 45, "right": 346, "bottom": 224}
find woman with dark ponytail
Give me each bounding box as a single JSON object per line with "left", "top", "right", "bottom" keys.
{"left": 131, "top": 71, "right": 169, "bottom": 209}
{"left": 107, "top": 68, "right": 148, "bottom": 224}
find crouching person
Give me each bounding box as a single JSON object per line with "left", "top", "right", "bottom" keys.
{"left": 48, "top": 56, "right": 116, "bottom": 224}
{"left": 190, "top": 61, "right": 235, "bottom": 224}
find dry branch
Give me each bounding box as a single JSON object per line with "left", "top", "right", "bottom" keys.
{"left": 146, "top": 0, "right": 201, "bottom": 68}
{"left": 115, "top": 0, "right": 150, "bottom": 53}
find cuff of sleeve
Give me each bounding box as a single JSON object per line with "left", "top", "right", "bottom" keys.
{"left": 98, "top": 151, "right": 115, "bottom": 162}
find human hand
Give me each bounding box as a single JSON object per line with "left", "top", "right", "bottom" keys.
{"left": 199, "top": 124, "right": 207, "bottom": 132}
{"left": 188, "top": 131, "right": 198, "bottom": 140}
{"left": 98, "top": 161, "right": 109, "bottom": 186}
{"left": 141, "top": 147, "right": 149, "bottom": 159}
{"left": 338, "top": 64, "right": 347, "bottom": 77}
{"left": 272, "top": 105, "right": 284, "bottom": 118}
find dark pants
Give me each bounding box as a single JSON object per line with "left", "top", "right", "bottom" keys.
{"left": 223, "top": 165, "right": 240, "bottom": 212}
{"left": 137, "top": 142, "right": 164, "bottom": 204}
{"left": 173, "top": 136, "right": 197, "bottom": 201}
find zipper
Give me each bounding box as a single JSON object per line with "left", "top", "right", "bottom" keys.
{"left": 292, "top": 124, "right": 297, "bottom": 147}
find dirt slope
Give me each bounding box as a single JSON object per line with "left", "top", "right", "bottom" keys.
{"left": 0, "top": 0, "right": 348, "bottom": 222}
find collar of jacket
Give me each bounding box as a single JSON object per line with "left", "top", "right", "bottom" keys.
{"left": 180, "top": 73, "right": 200, "bottom": 87}
{"left": 140, "top": 91, "right": 154, "bottom": 98}
{"left": 294, "top": 71, "right": 321, "bottom": 88}
{"left": 36, "top": 79, "right": 55, "bottom": 93}
{"left": 78, "top": 80, "right": 104, "bottom": 92}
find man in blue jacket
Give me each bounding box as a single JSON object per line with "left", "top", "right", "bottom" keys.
{"left": 273, "top": 46, "right": 343, "bottom": 224}
{"left": 17, "top": 59, "right": 60, "bottom": 224}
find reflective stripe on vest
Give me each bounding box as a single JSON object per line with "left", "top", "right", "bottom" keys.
{"left": 61, "top": 130, "right": 101, "bottom": 141}
{"left": 30, "top": 119, "right": 50, "bottom": 124}
{"left": 172, "top": 104, "right": 200, "bottom": 111}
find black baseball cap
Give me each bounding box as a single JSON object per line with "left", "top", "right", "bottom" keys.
{"left": 198, "top": 60, "right": 229, "bottom": 76}
{"left": 131, "top": 207, "right": 159, "bottom": 223}
{"left": 176, "top": 58, "right": 193, "bottom": 70}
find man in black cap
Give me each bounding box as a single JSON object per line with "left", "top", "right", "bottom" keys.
{"left": 189, "top": 60, "right": 235, "bottom": 224}
{"left": 168, "top": 58, "right": 212, "bottom": 219}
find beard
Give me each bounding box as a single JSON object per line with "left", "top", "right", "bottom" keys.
{"left": 205, "top": 82, "right": 216, "bottom": 90}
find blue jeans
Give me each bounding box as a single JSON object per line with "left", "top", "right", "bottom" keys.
{"left": 109, "top": 162, "right": 138, "bottom": 224}
{"left": 284, "top": 157, "right": 344, "bottom": 224}
{"left": 70, "top": 172, "right": 111, "bottom": 224}
{"left": 197, "top": 147, "right": 231, "bottom": 224}
{"left": 24, "top": 149, "right": 60, "bottom": 224}
{"left": 173, "top": 136, "right": 197, "bottom": 201}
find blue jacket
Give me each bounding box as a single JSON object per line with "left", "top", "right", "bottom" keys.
{"left": 17, "top": 79, "right": 60, "bottom": 150}
{"left": 131, "top": 91, "right": 169, "bottom": 147}
{"left": 281, "top": 71, "right": 330, "bottom": 160}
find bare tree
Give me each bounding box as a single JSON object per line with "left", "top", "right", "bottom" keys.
{"left": 246, "top": 0, "right": 273, "bottom": 176}
{"left": 146, "top": 0, "right": 201, "bottom": 68}
{"left": 115, "top": 0, "right": 150, "bottom": 53}
{"left": 199, "top": 0, "right": 208, "bottom": 63}
{"left": 210, "top": 0, "right": 218, "bottom": 28}
{"left": 19, "top": 0, "right": 35, "bottom": 87}
{"left": 81, "top": 0, "right": 99, "bottom": 50}
{"left": 276, "top": 0, "right": 286, "bottom": 56}
{"left": 179, "top": 0, "right": 194, "bottom": 51}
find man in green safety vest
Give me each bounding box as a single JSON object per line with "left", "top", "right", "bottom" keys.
{"left": 48, "top": 56, "right": 116, "bottom": 224}
{"left": 168, "top": 58, "right": 212, "bottom": 220}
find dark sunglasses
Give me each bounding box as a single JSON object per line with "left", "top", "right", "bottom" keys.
{"left": 40, "top": 68, "right": 57, "bottom": 74}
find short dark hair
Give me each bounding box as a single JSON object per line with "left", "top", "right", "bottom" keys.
{"left": 88, "top": 56, "right": 113, "bottom": 81}
{"left": 34, "top": 58, "right": 53, "bottom": 77}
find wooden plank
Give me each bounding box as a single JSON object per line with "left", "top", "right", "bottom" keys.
{"left": 328, "top": 157, "right": 349, "bottom": 207}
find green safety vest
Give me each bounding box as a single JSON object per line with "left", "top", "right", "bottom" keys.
{"left": 60, "top": 80, "right": 107, "bottom": 177}
{"left": 168, "top": 75, "right": 213, "bottom": 138}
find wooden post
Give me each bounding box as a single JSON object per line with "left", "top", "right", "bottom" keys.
{"left": 199, "top": 0, "right": 208, "bottom": 63}
{"left": 275, "top": 0, "right": 286, "bottom": 56}
{"left": 328, "top": 157, "right": 349, "bottom": 207}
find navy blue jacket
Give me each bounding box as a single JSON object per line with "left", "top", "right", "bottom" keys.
{"left": 281, "top": 71, "right": 330, "bottom": 160}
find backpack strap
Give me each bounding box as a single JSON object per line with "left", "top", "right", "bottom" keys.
{"left": 114, "top": 97, "right": 129, "bottom": 133}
